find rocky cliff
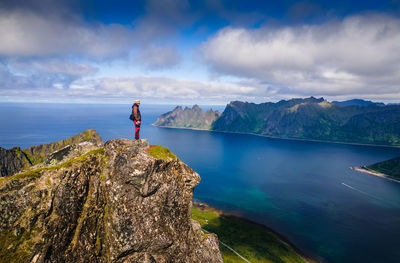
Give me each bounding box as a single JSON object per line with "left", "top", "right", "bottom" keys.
{"left": 0, "top": 131, "right": 223, "bottom": 262}
{"left": 0, "top": 147, "right": 32, "bottom": 177}
{"left": 154, "top": 105, "right": 221, "bottom": 130}
{"left": 0, "top": 129, "right": 103, "bottom": 177}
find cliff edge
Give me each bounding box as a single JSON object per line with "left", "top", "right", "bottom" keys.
{"left": 0, "top": 131, "right": 222, "bottom": 262}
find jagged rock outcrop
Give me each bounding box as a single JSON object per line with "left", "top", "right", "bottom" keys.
{"left": 0, "top": 133, "right": 222, "bottom": 262}
{"left": 0, "top": 147, "right": 32, "bottom": 177}
{"left": 0, "top": 129, "right": 103, "bottom": 177}
{"left": 154, "top": 105, "right": 221, "bottom": 130}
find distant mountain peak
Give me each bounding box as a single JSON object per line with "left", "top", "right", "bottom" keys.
{"left": 154, "top": 105, "right": 221, "bottom": 130}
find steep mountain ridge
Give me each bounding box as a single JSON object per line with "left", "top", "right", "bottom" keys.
{"left": 154, "top": 105, "right": 221, "bottom": 130}
{"left": 172, "top": 97, "right": 400, "bottom": 146}
{"left": 0, "top": 131, "right": 222, "bottom": 263}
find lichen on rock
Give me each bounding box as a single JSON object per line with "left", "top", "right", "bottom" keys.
{"left": 0, "top": 132, "right": 222, "bottom": 262}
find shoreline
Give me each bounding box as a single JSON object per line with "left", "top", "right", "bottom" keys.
{"left": 193, "top": 202, "right": 319, "bottom": 263}
{"left": 153, "top": 124, "right": 400, "bottom": 149}
{"left": 351, "top": 166, "right": 400, "bottom": 183}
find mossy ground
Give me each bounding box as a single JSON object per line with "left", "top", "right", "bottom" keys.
{"left": 191, "top": 206, "right": 309, "bottom": 263}
{"left": 0, "top": 230, "right": 33, "bottom": 263}
{"left": 146, "top": 145, "right": 179, "bottom": 161}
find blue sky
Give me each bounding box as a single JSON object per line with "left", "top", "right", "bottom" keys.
{"left": 1, "top": 0, "right": 400, "bottom": 104}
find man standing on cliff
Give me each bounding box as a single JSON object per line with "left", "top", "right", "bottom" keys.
{"left": 132, "top": 99, "right": 141, "bottom": 140}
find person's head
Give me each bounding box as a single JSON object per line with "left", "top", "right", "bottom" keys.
{"left": 134, "top": 99, "right": 140, "bottom": 105}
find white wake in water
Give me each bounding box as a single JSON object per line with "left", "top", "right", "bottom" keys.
{"left": 341, "top": 183, "right": 371, "bottom": 196}
{"left": 341, "top": 182, "right": 397, "bottom": 207}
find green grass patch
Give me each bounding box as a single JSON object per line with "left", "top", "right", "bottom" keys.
{"left": 146, "top": 145, "right": 179, "bottom": 161}
{"left": 191, "top": 206, "right": 308, "bottom": 263}
{"left": 104, "top": 205, "right": 108, "bottom": 220}
{"left": 0, "top": 168, "right": 43, "bottom": 182}
{"left": 0, "top": 230, "right": 32, "bottom": 263}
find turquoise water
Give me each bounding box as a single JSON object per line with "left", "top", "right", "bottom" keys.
{"left": 1, "top": 103, "right": 400, "bottom": 263}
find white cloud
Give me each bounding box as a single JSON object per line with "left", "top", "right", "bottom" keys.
{"left": 0, "top": 59, "right": 97, "bottom": 92}
{"left": 136, "top": 45, "right": 181, "bottom": 69}
{"left": 201, "top": 14, "right": 400, "bottom": 100}
{"left": 90, "top": 76, "right": 257, "bottom": 100}
{"left": 11, "top": 59, "right": 98, "bottom": 76}
{"left": 0, "top": 68, "right": 265, "bottom": 103}
{"left": 0, "top": 9, "right": 135, "bottom": 58}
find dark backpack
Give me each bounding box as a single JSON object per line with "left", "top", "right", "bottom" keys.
{"left": 129, "top": 114, "right": 134, "bottom": 120}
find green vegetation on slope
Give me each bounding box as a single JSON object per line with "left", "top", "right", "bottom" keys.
{"left": 146, "top": 145, "right": 179, "bottom": 161}
{"left": 212, "top": 98, "right": 400, "bottom": 146}
{"left": 191, "top": 205, "right": 309, "bottom": 263}
{"left": 0, "top": 230, "right": 33, "bottom": 263}
{"left": 367, "top": 156, "right": 400, "bottom": 180}
{"left": 156, "top": 98, "right": 400, "bottom": 146}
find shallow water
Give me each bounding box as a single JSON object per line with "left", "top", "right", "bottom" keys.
{"left": 1, "top": 103, "right": 400, "bottom": 263}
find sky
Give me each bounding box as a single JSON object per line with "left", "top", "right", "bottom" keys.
{"left": 1, "top": 0, "right": 400, "bottom": 105}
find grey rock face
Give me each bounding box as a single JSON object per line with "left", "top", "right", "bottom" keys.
{"left": 154, "top": 105, "right": 221, "bottom": 130}
{"left": 0, "top": 128, "right": 104, "bottom": 177}
{"left": 0, "top": 137, "right": 222, "bottom": 263}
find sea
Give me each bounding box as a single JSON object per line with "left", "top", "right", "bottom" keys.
{"left": 1, "top": 102, "right": 400, "bottom": 263}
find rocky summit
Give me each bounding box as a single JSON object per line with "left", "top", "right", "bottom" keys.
{"left": 0, "top": 130, "right": 222, "bottom": 263}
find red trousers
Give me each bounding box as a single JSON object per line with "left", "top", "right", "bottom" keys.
{"left": 133, "top": 121, "right": 140, "bottom": 139}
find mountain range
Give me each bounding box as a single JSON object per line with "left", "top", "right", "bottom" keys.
{"left": 154, "top": 97, "right": 400, "bottom": 146}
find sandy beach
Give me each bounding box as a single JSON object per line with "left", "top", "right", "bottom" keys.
{"left": 351, "top": 166, "right": 400, "bottom": 183}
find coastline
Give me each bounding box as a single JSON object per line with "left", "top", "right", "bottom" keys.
{"left": 193, "top": 202, "right": 319, "bottom": 263}
{"left": 152, "top": 124, "right": 210, "bottom": 131}
{"left": 351, "top": 166, "right": 400, "bottom": 183}
{"left": 153, "top": 124, "right": 400, "bottom": 149}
